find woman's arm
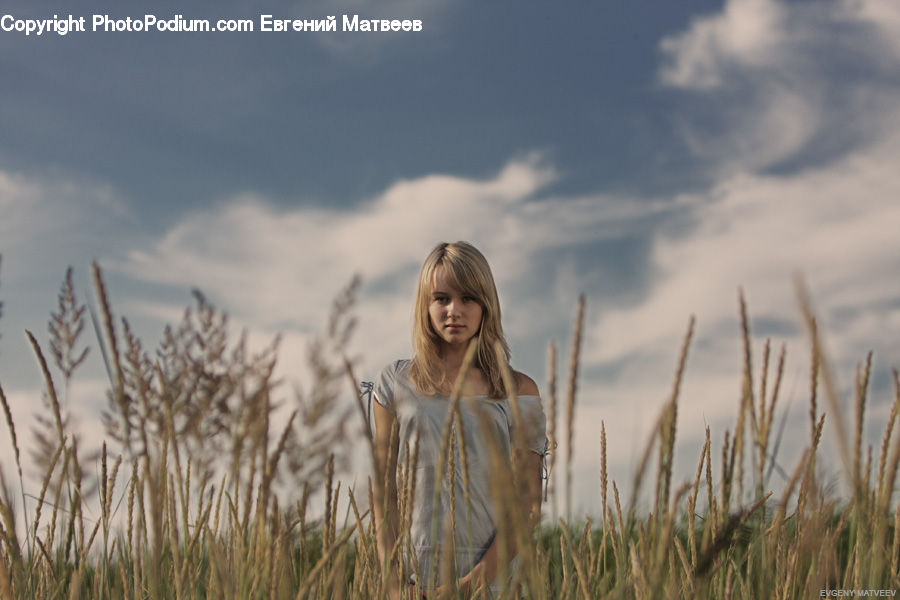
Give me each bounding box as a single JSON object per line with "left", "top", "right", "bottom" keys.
{"left": 373, "top": 400, "right": 405, "bottom": 597}
{"left": 446, "top": 372, "right": 545, "bottom": 597}
{"left": 454, "top": 450, "right": 542, "bottom": 597}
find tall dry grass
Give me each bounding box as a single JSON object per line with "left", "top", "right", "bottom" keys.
{"left": 0, "top": 260, "right": 897, "bottom": 598}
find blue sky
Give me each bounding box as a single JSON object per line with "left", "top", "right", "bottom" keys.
{"left": 2, "top": 0, "right": 900, "bottom": 518}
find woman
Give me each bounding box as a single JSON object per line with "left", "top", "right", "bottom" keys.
{"left": 372, "top": 241, "right": 547, "bottom": 599}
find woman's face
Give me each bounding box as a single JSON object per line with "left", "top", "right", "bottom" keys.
{"left": 428, "top": 265, "right": 483, "bottom": 349}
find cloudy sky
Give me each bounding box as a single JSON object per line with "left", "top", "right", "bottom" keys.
{"left": 2, "top": 0, "right": 899, "bottom": 519}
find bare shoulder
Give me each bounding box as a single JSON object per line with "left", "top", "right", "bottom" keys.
{"left": 514, "top": 371, "right": 540, "bottom": 396}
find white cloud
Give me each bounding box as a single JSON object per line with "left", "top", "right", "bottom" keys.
{"left": 659, "top": 0, "right": 900, "bottom": 174}
{"left": 0, "top": 167, "right": 135, "bottom": 398}
{"left": 0, "top": 376, "right": 110, "bottom": 477}
{"left": 116, "top": 109, "right": 900, "bottom": 516}
{"left": 2, "top": 155, "right": 676, "bottom": 519}
{"left": 557, "top": 0, "right": 900, "bottom": 513}
{"left": 117, "top": 154, "right": 672, "bottom": 378}
{"left": 659, "top": 0, "right": 786, "bottom": 90}
{"left": 5, "top": 0, "right": 900, "bottom": 520}
{"left": 98, "top": 156, "right": 683, "bottom": 519}
{"left": 848, "top": 0, "right": 900, "bottom": 56}
{"left": 0, "top": 170, "right": 132, "bottom": 275}
{"left": 589, "top": 148, "right": 900, "bottom": 365}
{"left": 581, "top": 146, "right": 900, "bottom": 456}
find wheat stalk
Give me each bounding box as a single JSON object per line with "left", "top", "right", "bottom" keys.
{"left": 564, "top": 295, "right": 585, "bottom": 523}
{"left": 547, "top": 342, "right": 558, "bottom": 518}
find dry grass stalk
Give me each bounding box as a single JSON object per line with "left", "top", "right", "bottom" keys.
{"left": 547, "top": 341, "right": 558, "bottom": 515}
{"left": 703, "top": 426, "right": 716, "bottom": 541}
{"left": 91, "top": 261, "right": 130, "bottom": 449}
{"left": 0, "top": 472, "right": 24, "bottom": 585}
{"left": 402, "top": 435, "right": 421, "bottom": 590}
{"left": 49, "top": 267, "right": 90, "bottom": 383}
{"left": 2, "top": 266, "right": 899, "bottom": 598}
{"left": 374, "top": 415, "right": 400, "bottom": 593}
{"left": 755, "top": 337, "right": 771, "bottom": 497}
{"left": 26, "top": 331, "right": 66, "bottom": 451}
{"left": 736, "top": 289, "right": 756, "bottom": 507}
{"left": 892, "top": 501, "right": 900, "bottom": 578}
{"left": 798, "top": 414, "right": 825, "bottom": 521}
{"left": 559, "top": 532, "right": 570, "bottom": 597}
{"left": 649, "top": 481, "right": 691, "bottom": 596}
{"left": 628, "top": 542, "right": 650, "bottom": 598}
{"left": 655, "top": 316, "right": 694, "bottom": 518}
{"left": 581, "top": 516, "right": 596, "bottom": 582}
{"left": 565, "top": 294, "right": 585, "bottom": 523}
{"left": 452, "top": 401, "right": 473, "bottom": 554}
{"left": 422, "top": 337, "right": 478, "bottom": 591}
{"left": 673, "top": 536, "right": 693, "bottom": 598}
{"left": 694, "top": 492, "right": 771, "bottom": 578}
{"left": 559, "top": 520, "right": 591, "bottom": 600}
{"left": 293, "top": 523, "right": 359, "bottom": 600}
{"left": 495, "top": 339, "right": 523, "bottom": 455}
{"left": 876, "top": 369, "right": 900, "bottom": 514}
{"left": 852, "top": 352, "right": 873, "bottom": 488}
{"left": 447, "top": 432, "right": 460, "bottom": 593}
{"left": 758, "top": 344, "right": 785, "bottom": 495}
{"left": 0, "top": 382, "right": 28, "bottom": 556}
{"left": 720, "top": 429, "right": 733, "bottom": 523}
{"left": 808, "top": 315, "right": 820, "bottom": 446}
{"left": 601, "top": 421, "right": 608, "bottom": 533}
{"left": 32, "top": 438, "right": 65, "bottom": 549}
{"left": 344, "top": 358, "right": 378, "bottom": 480}
{"left": 483, "top": 347, "right": 546, "bottom": 596}
{"left": 689, "top": 430, "right": 710, "bottom": 569}
{"left": 612, "top": 480, "right": 625, "bottom": 561}
{"left": 795, "top": 277, "right": 854, "bottom": 490}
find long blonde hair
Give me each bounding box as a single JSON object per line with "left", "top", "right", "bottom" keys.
{"left": 409, "top": 241, "right": 511, "bottom": 398}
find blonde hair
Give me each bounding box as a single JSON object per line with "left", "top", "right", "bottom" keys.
{"left": 409, "top": 241, "right": 511, "bottom": 399}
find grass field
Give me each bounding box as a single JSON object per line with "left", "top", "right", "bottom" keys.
{"left": 0, "top": 262, "right": 897, "bottom": 598}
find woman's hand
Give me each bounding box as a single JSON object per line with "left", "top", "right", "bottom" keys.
{"left": 431, "top": 580, "right": 474, "bottom": 599}
{"left": 388, "top": 583, "right": 424, "bottom": 600}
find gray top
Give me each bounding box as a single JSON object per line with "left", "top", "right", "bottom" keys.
{"left": 374, "top": 359, "right": 547, "bottom": 592}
